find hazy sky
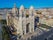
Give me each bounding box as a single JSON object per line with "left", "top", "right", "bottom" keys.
{"left": 0, "top": 0, "right": 53, "bottom": 8}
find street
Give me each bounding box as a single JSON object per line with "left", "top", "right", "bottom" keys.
{"left": 21, "top": 27, "right": 47, "bottom": 40}
{"left": 31, "top": 28, "right": 53, "bottom": 40}
{"left": 0, "top": 22, "right": 53, "bottom": 40}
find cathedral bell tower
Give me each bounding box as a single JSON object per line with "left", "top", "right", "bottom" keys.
{"left": 29, "top": 6, "right": 35, "bottom": 32}
{"left": 12, "top": 3, "right": 18, "bottom": 16}
{"left": 19, "top": 5, "right": 26, "bottom": 36}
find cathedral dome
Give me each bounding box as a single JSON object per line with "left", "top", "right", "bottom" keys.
{"left": 12, "top": 3, "right": 18, "bottom": 13}
{"left": 20, "top": 5, "right": 24, "bottom": 11}
{"left": 29, "top": 6, "right": 34, "bottom": 11}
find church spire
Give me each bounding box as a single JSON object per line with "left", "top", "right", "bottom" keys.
{"left": 14, "top": 3, "right": 16, "bottom": 8}
{"left": 29, "top": 6, "right": 34, "bottom": 11}
{"left": 20, "top": 5, "right": 24, "bottom": 11}
{"left": 12, "top": 3, "right": 18, "bottom": 15}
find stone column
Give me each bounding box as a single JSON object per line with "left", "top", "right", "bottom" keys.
{"left": 19, "top": 5, "right": 25, "bottom": 36}
{"left": 32, "top": 16, "right": 34, "bottom": 32}
{"left": 6, "top": 13, "right": 9, "bottom": 25}
{"left": 23, "top": 17, "right": 26, "bottom": 35}
{"left": 29, "top": 16, "right": 32, "bottom": 33}
{"left": 19, "top": 9, "right": 23, "bottom": 36}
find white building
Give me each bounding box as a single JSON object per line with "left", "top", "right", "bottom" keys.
{"left": 6, "top": 4, "right": 36, "bottom": 39}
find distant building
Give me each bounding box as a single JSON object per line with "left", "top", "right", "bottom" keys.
{"left": 0, "top": 6, "right": 53, "bottom": 20}
{"left": 0, "top": 8, "right": 11, "bottom": 20}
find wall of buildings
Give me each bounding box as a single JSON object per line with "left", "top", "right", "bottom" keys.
{"left": 0, "top": 8, "right": 53, "bottom": 27}
{"left": 0, "top": 8, "right": 53, "bottom": 19}
{"left": 0, "top": 8, "right": 11, "bottom": 20}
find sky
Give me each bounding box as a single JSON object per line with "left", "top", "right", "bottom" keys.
{"left": 0, "top": 0, "right": 53, "bottom": 8}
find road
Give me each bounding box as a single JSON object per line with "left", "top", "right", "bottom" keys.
{"left": 0, "top": 23, "right": 2, "bottom": 40}
{"left": 3, "top": 25, "right": 53, "bottom": 40}
{"left": 4, "top": 26, "right": 53, "bottom": 40}
{"left": 31, "top": 28, "right": 53, "bottom": 40}
{"left": 21, "top": 28, "right": 46, "bottom": 40}
{"left": 47, "top": 33, "right": 53, "bottom": 40}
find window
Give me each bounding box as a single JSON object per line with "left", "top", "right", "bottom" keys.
{"left": 26, "top": 14, "right": 29, "bottom": 18}
{"left": 26, "top": 23, "right": 30, "bottom": 33}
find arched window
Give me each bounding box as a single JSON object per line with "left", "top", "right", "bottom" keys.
{"left": 26, "top": 23, "right": 30, "bottom": 33}
{"left": 26, "top": 14, "right": 29, "bottom": 18}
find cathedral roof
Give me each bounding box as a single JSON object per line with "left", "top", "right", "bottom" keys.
{"left": 12, "top": 3, "right": 18, "bottom": 13}
{"left": 20, "top": 5, "right": 24, "bottom": 11}
{"left": 29, "top": 6, "right": 34, "bottom": 11}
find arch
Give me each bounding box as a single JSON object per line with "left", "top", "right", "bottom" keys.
{"left": 26, "top": 23, "right": 30, "bottom": 33}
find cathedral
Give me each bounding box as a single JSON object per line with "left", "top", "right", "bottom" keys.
{"left": 6, "top": 4, "right": 38, "bottom": 39}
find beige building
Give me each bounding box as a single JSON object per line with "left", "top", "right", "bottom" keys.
{"left": 6, "top": 4, "right": 37, "bottom": 39}
{"left": 35, "top": 8, "right": 53, "bottom": 27}
{"left": 6, "top": 4, "right": 53, "bottom": 40}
